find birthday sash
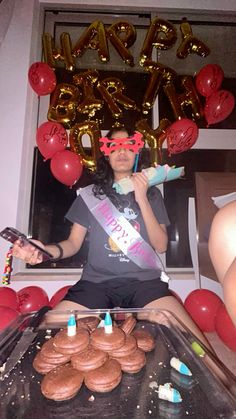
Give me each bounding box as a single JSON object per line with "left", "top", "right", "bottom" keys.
{"left": 79, "top": 185, "right": 163, "bottom": 271}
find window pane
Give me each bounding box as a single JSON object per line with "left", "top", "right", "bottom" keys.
{"left": 157, "top": 21, "right": 236, "bottom": 79}
{"left": 156, "top": 21, "right": 236, "bottom": 128}
{"left": 29, "top": 148, "right": 90, "bottom": 269}
{"left": 158, "top": 77, "right": 236, "bottom": 128}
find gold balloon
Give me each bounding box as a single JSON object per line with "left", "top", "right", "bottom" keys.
{"left": 142, "top": 60, "right": 177, "bottom": 113}
{"left": 106, "top": 21, "right": 136, "bottom": 66}
{"left": 60, "top": 32, "right": 75, "bottom": 72}
{"left": 42, "top": 33, "right": 57, "bottom": 69}
{"left": 42, "top": 32, "right": 75, "bottom": 72}
{"left": 97, "top": 77, "right": 138, "bottom": 120}
{"left": 140, "top": 17, "right": 177, "bottom": 65}
{"left": 47, "top": 83, "right": 80, "bottom": 129}
{"left": 135, "top": 118, "right": 171, "bottom": 165}
{"left": 163, "top": 76, "right": 204, "bottom": 121}
{"left": 72, "top": 20, "right": 110, "bottom": 63}
{"left": 73, "top": 70, "right": 104, "bottom": 117}
{"left": 69, "top": 121, "right": 102, "bottom": 172}
{"left": 177, "top": 18, "right": 210, "bottom": 59}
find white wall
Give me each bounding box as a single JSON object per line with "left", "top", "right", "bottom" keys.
{"left": 0, "top": 0, "right": 236, "bottom": 299}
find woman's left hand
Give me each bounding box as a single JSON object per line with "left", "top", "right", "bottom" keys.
{"left": 131, "top": 171, "right": 149, "bottom": 204}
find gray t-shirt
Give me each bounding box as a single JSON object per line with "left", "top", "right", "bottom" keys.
{"left": 66, "top": 186, "right": 170, "bottom": 283}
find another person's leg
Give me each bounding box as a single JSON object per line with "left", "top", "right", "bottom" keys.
{"left": 209, "top": 200, "right": 236, "bottom": 327}
{"left": 130, "top": 280, "right": 236, "bottom": 390}
{"left": 143, "top": 295, "right": 212, "bottom": 351}
{"left": 128, "top": 279, "right": 212, "bottom": 351}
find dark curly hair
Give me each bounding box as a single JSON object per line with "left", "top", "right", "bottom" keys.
{"left": 92, "top": 128, "right": 138, "bottom": 197}
{"left": 91, "top": 127, "right": 151, "bottom": 202}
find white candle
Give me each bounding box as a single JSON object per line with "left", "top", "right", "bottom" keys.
{"left": 67, "top": 314, "right": 76, "bottom": 336}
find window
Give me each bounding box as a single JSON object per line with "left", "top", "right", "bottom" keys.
{"left": 26, "top": 9, "right": 236, "bottom": 276}
{"left": 29, "top": 10, "right": 153, "bottom": 270}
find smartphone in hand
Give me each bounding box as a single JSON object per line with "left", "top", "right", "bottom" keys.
{"left": 0, "top": 227, "right": 53, "bottom": 262}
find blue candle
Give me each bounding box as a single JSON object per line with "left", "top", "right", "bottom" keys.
{"left": 170, "top": 357, "right": 192, "bottom": 376}
{"left": 158, "top": 383, "right": 182, "bottom": 403}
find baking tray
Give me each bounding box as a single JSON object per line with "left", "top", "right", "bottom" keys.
{"left": 0, "top": 308, "right": 236, "bottom": 419}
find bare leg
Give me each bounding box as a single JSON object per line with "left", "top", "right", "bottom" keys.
{"left": 45, "top": 300, "right": 92, "bottom": 326}
{"left": 209, "top": 200, "right": 236, "bottom": 327}
{"left": 141, "top": 296, "right": 236, "bottom": 392}
{"left": 142, "top": 295, "right": 213, "bottom": 351}
{"left": 54, "top": 300, "right": 88, "bottom": 311}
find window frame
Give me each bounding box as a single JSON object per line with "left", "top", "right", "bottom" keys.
{"left": 13, "top": 5, "right": 236, "bottom": 280}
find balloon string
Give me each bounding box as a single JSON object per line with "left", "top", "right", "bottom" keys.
{"left": 2, "top": 246, "right": 13, "bottom": 285}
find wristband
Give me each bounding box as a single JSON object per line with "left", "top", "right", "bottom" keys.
{"left": 50, "top": 243, "right": 63, "bottom": 261}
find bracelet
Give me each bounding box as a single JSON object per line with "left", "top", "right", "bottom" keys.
{"left": 50, "top": 243, "right": 63, "bottom": 261}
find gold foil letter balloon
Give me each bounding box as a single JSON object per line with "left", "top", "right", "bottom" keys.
{"left": 177, "top": 18, "right": 210, "bottom": 59}
{"left": 140, "top": 17, "right": 177, "bottom": 65}
{"left": 106, "top": 21, "right": 136, "bottom": 66}
{"left": 42, "top": 32, "right": 75, "bottom": 72}
{"left": 97, "top": 77, "right": 138, "bottom": 121}
{"left": 135, "top": 118, "right": 171, "bottom": 165}
{"left": 47, "top": 83, "right": 81, "bottom": 129}
{"left": 72, "top": 20, "right": 110, "bottom": 63}
{"left": 73, "top": 70, "right": 104, "bottom": 118}
{"left": 69, "top": 121, "right": 102, "bottom": 172}
{"left": 142, "top": 60, "right": 176, "bottom": 114}
{"left": 163, "top": 76, "right": 204, "bottom": 121}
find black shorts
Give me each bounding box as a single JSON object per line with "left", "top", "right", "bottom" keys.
{"left": 63, "top": 277, "right": 171, "bottom": 309}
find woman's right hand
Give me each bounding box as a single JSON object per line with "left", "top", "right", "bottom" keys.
{"left": 12, "top": 239, "right": 45, "bottom": 265}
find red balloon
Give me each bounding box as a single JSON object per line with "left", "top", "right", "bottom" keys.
{"left": 184, "top": 289, "right": 223, "bottom": 332}
{"left": 17, "top": 286, "right": 49, "bottom": 314}
{"left": 0, "top": 287, "right": 19, "bottom": 310}
{"left": 0, "top": 306, "right": 20, "bottom": 331}
{"left": 215, "top": 304, "right": 236, "bottom": 351}
{"left": 28, "top": 62, "right": 56, "bottom": 96}
{"left": 49, "top": 285, "right": 72, "bottom": 308}
{"left": 50, "top": 150, "right": 83, "bottom": 187}
{"left": 195, "top": 64, "right": 224, "bottom": 98}
{"left": 166, "top": 118, "right": 199, "bottom": 155}
{"left": 36, "top": 121, "right": 68, "bottom": 160}
{"left": 204, "top": 89, "right": 235, "bottom": 126}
